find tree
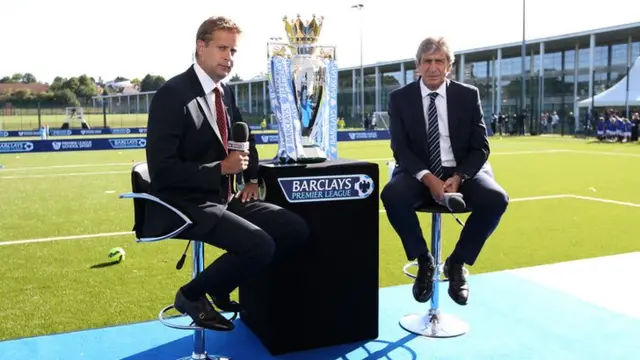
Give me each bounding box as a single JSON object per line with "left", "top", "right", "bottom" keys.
{"left": 140, "top": 74, "right": 166, "bottom": 92}
{"left": 22, "top": 73, "right": 37, "bottom": 83}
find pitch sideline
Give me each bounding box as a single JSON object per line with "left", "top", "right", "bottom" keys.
{"left": 6, "top": 193, "right": 637, "bottom": 247}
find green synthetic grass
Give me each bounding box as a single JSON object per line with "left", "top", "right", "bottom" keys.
{"left": 1, "top": 136, "right": 639, "bottom": 341}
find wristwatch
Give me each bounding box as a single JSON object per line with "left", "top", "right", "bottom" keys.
{"left": 249, "top": 178, "right": 259, "bottom": 184}
{"left": 454, "top": 172, "right": 468, "bottom": 184}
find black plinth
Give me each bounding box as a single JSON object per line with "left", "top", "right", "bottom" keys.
{"left": 239, "top": 158, "right": 380, "bottom": 356}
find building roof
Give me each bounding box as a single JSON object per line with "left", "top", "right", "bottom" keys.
{"left": 229, "top": 21, "right": 640, "bottom": 85}
{"left": 0, "top": 83, "right": 49, "bottom": 94}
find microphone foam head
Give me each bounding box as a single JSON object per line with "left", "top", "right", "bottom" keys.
{"left": 232, "top": 122, "right": 249, "bottom": 142}
{"left": 444, "top": 193, "right": 467, "bottom": 213}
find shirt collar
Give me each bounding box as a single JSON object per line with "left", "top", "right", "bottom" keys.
{"left": 194, "top": 62, "right": 223, "bottom": 96}
{"left": 420, "top": 78, "right": 448, "bottom": 100}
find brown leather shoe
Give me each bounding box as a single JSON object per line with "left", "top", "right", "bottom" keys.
{"left": 174, "top": 289, "right": 234, "bottom": 331}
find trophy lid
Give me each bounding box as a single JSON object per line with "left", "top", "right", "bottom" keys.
{"left": 283, "top": 14, "right": 324, "bottom": 46}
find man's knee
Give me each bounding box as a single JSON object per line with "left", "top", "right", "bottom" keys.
{"left": 487, "top": 187, "right": 509, "bottom": 214}
{"left": 277, "top": 210, "right": 310, "bottom": 249}
{"left": 246, "top": 230, "right": 276, "bottom": 265}
{"left": 381, "top": 181, "right": 404, "bottom": 207}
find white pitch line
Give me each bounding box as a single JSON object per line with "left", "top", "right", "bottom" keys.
{"left": 0, "top": 231, "right": 134, "bottom": 246}
{"left": 1, "top": 193, "right": 637, "bottom": 247}
{"left": 362, "top": 150, "right": 566, "bottom": 163}
{"left": 0, "top": 150, "right": 569, "bottom": 175}
{"left": 565, "top": 150, "right": 640, "bottom": 158}
{"left": 0, "top": 162, "right": 133, "bottom": 172}
{"left": 0, "top": 194, "right": 569, "bottom": 246}
{"left": 567, "top": 194, "right": 640, "bottom": 208}
{"left": 377, "top": 194, "right": 571, "bottom": 212}
{"left": 0, "top": 170, "right": 129, "bottom": 179}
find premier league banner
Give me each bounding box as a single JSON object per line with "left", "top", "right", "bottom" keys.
{"left": 0, "top": 137, "right": 147, "bottom": 154}
{"left": 0, "top": 128, "right": 147, "bottom": 138}
{"left": 0, "top": 130, "right": 391, "bottom": 154}
{"left": 277, "top": 174, "right": 374, "bottom": 203}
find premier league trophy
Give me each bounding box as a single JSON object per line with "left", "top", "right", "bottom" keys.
{"left": 267, "top": 14, "right": 339, "bottom": 164}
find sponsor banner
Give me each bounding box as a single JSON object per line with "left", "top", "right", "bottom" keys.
{"left": 0, "top": 137, "right": 147, "bottom": 154}
{"left": 0, "top": 131, "right": 390, "bottom": 153}
{"left": 0, "top": 128, "right": 147, "bottom": 137}
{"left": 277, "top": 174, "right": 375, "bottom": 203}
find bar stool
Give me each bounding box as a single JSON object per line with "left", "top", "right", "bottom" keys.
{"left": 119, "top": 162, "right": 237, "bottom": 360}
{"left": 386, "top": 161, "right": 470, "bottom": 338}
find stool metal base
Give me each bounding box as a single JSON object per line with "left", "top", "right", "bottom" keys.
{"left": 399, "top": 312, "right": 469, "bottom": 338}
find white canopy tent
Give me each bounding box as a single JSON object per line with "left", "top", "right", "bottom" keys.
{"left": 578, "top": 56, "right": 640, "bottom": 108}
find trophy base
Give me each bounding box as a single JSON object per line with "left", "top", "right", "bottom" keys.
{"left": 296, "top": 143, "right": 327, "bottom": 164}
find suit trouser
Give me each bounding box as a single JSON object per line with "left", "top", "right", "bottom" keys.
{"left": 381, "top": 166, "right": 509, "bottom": 266}
{"left": 183, "top": 198, "right": 309, "bottom": 298}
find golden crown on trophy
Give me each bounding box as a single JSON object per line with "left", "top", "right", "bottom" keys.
{"left": 283, "top": 14, "right": 324, "bottom": 45}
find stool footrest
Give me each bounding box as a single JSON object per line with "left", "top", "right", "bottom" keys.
{"left": 159, "top": 304, "right": 238, "bottom": 331}
{"left": 399, "top": 312, "right": 469, "bottom": 338}
{"left": 177, "top": 354, "right": 231, "bottom": 360}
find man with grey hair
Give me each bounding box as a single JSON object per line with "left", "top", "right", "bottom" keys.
{"left": 381, "top": 36, "right": 509, "bottom": 306}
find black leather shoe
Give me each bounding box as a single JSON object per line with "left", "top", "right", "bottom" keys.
{"left": 412, "top": 260, "right": 435, "bottom": 303}
{"left": 211, "top": 294, "right": 242, "bottom": 313}
{"left": 443, "top": 257, "right": 469, "bottom": 305}
{"left": 174, "top": 289, "right": 234, "bottom": 331}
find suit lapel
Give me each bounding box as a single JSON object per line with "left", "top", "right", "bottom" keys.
{"left": 222, "top": 85, "right": 233, "bottom": 130}
{"left": 445, "top": 81, "right": 458, "bottom": 146}
{"left": 196, "top": 95, "right": 224, "bottom": 149}
{"left": 186, "top": 66, "right": 225, "bottom": 151}
{"left": 411, "top": 80, "right": 430, "bottom": 156}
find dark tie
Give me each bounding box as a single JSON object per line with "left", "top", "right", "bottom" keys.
{"left": 213, "top": 87, "right": 231, "bottom": 199}
{"left": 427, "top": 92, "right": 442, "bottom": 178}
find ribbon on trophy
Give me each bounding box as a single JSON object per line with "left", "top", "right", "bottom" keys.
{"left": 268, "top": 56, "right": 306, "bottom": 162}
{"left": 309, "top": 59, "right": 339, "bottom": 160}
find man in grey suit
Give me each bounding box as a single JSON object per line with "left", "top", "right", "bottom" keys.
{"left": 144, "top": 16, "right": 309, "bottom": 331}
{"left": 381, "top": 37, "right": 508, "bottom": 306}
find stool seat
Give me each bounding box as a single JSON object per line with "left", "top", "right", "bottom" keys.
{"left": 416, "top": 204, "right": 471, "bottom": 214}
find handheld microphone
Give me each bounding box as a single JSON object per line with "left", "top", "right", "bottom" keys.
{"left": 443, "top": 192, "right": 466, "bottom": 213}
{"left": 228, "top": 122, "right": 249, "bottom": 187}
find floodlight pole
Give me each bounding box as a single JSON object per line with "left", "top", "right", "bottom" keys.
{"left": 352, "top": 4, "right": 365, "bottom": 127}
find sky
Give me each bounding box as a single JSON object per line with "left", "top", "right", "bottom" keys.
{"left": 1, "top": 0, "right": 638, "bottom": 84}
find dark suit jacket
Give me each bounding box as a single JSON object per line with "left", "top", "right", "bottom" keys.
{"left": 388, "top": 79, "right": 490, "bottom": 180}
{"left": 142, "top": 65, "right": 258, "bottom": 238}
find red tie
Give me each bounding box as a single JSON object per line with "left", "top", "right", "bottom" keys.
{"left": 213, "top": 87, "right": 231, "bottom": 200}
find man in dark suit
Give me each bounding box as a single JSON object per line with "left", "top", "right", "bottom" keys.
{"left": 144, "top": 16, "right": 309, "bottom": 331}
{"left": 381, "top": 37, "right": 508, "bottom": 306}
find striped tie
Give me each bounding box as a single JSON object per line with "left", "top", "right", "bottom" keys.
{"left": 427, "top": 92, "right": 442, "bottom": 178}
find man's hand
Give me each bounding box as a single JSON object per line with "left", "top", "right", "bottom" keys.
{"left": 236, "top": 182, "right": 259, "bottom": 203}
{"left": 443, "top": 175, "right": 462, "bottom": 193}
{"left": 221, "top": 151, "right": 249, "bottom": 175}
{"left": 420, "top": 173, "right": 445, "bottom": 202}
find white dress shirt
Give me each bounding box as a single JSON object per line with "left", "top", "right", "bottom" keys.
{"left": 415, "top": 79, "right": 457, "bottom": 181}
{"left": 193, "top": 62, "right": 226, "bottom": 139}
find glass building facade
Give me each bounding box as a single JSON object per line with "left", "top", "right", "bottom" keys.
{"left": 229, "top": 22, "right": 639, "bottom": 130}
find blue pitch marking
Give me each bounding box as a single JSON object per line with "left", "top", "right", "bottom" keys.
{"left": 1, "top": 270, "right": 639, "bottom": 360}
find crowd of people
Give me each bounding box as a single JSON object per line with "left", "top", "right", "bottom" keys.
{"left": 595, "top": 110, "right": 639, "bottom": 142}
